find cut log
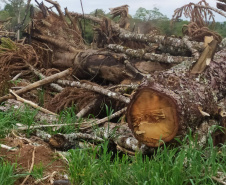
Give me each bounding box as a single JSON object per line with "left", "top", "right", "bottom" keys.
{"left": 191, "top": 39, "right": 218, "bottom": 74}
{"left": 127, "top": 88, "right": 178, "bottom": 147}
{"left": 126, "top": 50, "right": 226, "bottom": 147}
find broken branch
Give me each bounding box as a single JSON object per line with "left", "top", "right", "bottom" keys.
{"left": 0, "top": 68, "right": 72, "bottom": 103}
{"left": 10, "top": 90, "right": 57, "bottom": 115}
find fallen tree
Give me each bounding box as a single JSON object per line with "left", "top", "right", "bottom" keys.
{"left": 126, "top": 49, "right": 226, "bottom": 147}
{"left": 0, "top": 0, "right": 225, "bottom": 154}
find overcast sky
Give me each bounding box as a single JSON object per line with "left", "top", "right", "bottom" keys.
{"left": 46, "top": 0, "right": 225, "bottom": 21}
{"left": 1, "top": 0, "right": 225, "bottom": 22}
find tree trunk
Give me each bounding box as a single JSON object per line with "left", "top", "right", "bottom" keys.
{"left": 53, "top": 49, "right": 144, "bottom": 83}
{"left": 217, "top": 3, "right": 226, "bottom": 12}
{"left": 107, "top": 44, "right": 194, "bottom": 64}
{"left": 72, "top": 13, "right": 205, "bottom": 55}
{"left": 28, "top": 8, "right": 172, "bottom": 84}
{"left": 126, "top": 50, "right": 226, "bottom": 147}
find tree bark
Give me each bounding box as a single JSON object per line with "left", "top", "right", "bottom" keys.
{"left": 217, "top": 3, "right": 226, "bottom": 12}
{"left": 53, "top": 50, "right": 148, "bottom": 83}
{"left": 107, "top": 44, "right": 194, "bottom": 64}
{"left": 217, "top": 0, "right": 226, "bottom": 3}
{"left": 191, "top": 40, "right": 218, "bottom": 74}
{"left": 72, "top": 13, "right": 205, "bottom": 54}
{"left": 0, "top": 68, "right": 72, "bottom": 103}
{"left": 57, "top": 79, "right": 130, "bottom": 104}
{"left": 126, "top": 50, "right": 226, "bottom": 147}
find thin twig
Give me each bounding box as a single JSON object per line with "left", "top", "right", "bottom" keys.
{"left": 17, "top": 123, "right": 80, "bottom": 130}
{"left": 211, "top": 176, "right": 226, "bottom": 185}
{"left": 108, "top": 84, "right": 139, "bottom": 90}
{"left": 34, "top": 171, "right": 57, "bottom": 184}
{"left": 116, "top": 144, "right": 135, "bottom": 156}
{"left": 80, "top": 107, "right": 127, "bottom": 130}
{"left": 76, "top": 99, "right": 97, "bottom": 118}
{"left": 27, "top": 63, "right": 64, "bottom": 92}
{"left": 0, "top": 68, "right": 71, "bottom": 103}
{"left": 0, "top": 144, "right": 17, "bottom": 151}
{"left": 49, "top": 171, "right": 58, "bottom": 184}
{"left": 12, "top": 72, "right": 22, "bottom": 81}
{"left": 12, "top": 130, "right": 32, "bottom": 144}
{"left": 20, "top": 147, "right": 36, "bottom": 185}
{"left": 10, "top": 90, "right": 57, "bottom": 116}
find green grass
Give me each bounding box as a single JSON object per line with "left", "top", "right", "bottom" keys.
{"left": 0, "top": 107, "right": 18, "bottom": 138}
{"left": 0, "top": 161, "right": 20, "bottom": 185}
{"left": 0, "top": 107, "right": 225, "bottom": 185}
{"left": 31, "top": 162, "right": 44, "bottom": 180}
{"left": 0, "top": 105, "right": 80, "bottom": 138}
{"left": 0, "top": 105, "right": 40, "bottom": 138}
{"left": 67, "top": 137, "right": 226, "bottom": 185}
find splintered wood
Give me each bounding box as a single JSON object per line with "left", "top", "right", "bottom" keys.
{"left": 127, "top": 88, "right": 178, "bottom": 147}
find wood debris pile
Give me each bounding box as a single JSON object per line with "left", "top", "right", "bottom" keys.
{"left": 0, "top": 0, "right": 225, "bottom": 158}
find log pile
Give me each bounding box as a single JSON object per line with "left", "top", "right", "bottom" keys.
{"left": 0, "top": 0, "right": 225, "bottom": 154}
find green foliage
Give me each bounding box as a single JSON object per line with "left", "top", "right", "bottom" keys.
{"left": 0, "top": 10, "right": 10, "bottom": 20}
{"left": 0, "top": 108, "right": 18, "bottom": 137}
{"left": 105, "top": 104, "right": 114, "bottom": 121}
{"left": 38, "top": 88, "right": 45, "bottom": 107}
{"left": 0, "top": 161, "right": 20, "bottom": 185}
{"left": 14, "top": 106, "right": 38, "bottom": 137}
{"left": 90, "top": 9, "right": 107, "bottom": 17}
{"left": 31, "top": 162, "right": 44, "bottom": 180}
{"left": 4, "top": 4, "right": 15, "bottom": 17}
{"left": 10, "top": 78, "right": 22, "bottom": 86}
{"left": 0, "top": 1, "right": 30, "bottom": 33}
{"left": 0, "top": 104, "right": 82, "bottom": 137}
{"left": 81, "top": 19, "right": 94, "bottom": 44}
{"left": 0, "top": 37, "right": 17, "bottom": 50}
{"left": 134, "top": 7, "right": 167, "bottom": 22}
{"left": 67, "top": 136, "right": 225, "bottom": 185}
{"left": 0, "top": 106, "right": 38, "bottom": 138}
{"left": 214, "top": 22, "right": 226, "bottom": 38}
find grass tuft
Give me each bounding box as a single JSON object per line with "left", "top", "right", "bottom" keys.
{"left": 0, "top": 161, "right": 21, "bottom": 185}
{"left": 67, "top": 137, "right": 226, "bottom": 185}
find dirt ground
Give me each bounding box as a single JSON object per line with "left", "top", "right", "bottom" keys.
{"left": 0, "top": 135, "right": 68, "bottom": 185}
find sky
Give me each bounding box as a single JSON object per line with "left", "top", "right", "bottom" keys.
{"left": 1, "top": 0, "right": 225, "bottom": 22}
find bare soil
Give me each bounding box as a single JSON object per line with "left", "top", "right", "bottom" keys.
{"left": 0, "top": 135, "right": 68, "bottom": 185}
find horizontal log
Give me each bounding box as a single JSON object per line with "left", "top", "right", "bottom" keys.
{"left": 126, "top": 50, "right": 226, "bottom": 147}
{"left": 72, "top": 13, "right": 205, "bottom": 53}
{"left": 57, "top": 80, "right": 130, "bottom": 103}
{"left": 107, "top": 44, "right": 194, "bottom": 64}
{"left": 49, "top": 133, "right": 104, "bottom": 149}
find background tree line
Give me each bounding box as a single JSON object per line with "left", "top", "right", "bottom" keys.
{"left": 0, "top": 1, "right": 225, "bottom": 43}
